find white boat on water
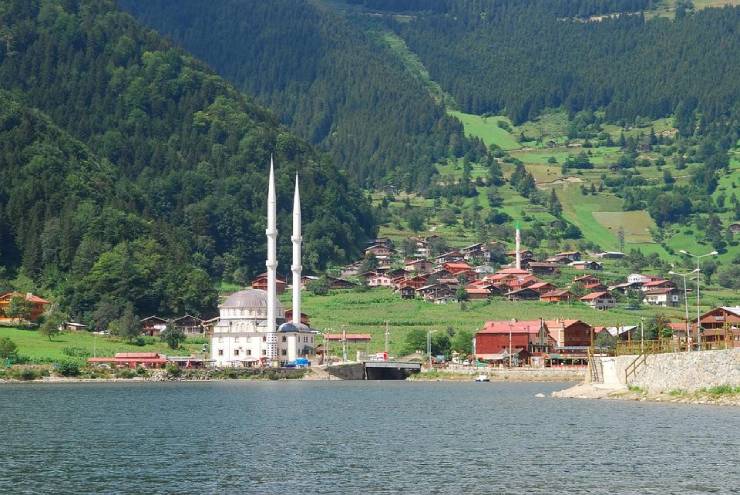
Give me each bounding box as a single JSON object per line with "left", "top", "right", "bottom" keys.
{"left": 474, "top": 373, "right": 490, "bottom": 382}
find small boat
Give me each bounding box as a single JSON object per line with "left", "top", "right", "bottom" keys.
{"left": 474, "top": 373, "right": 490, "bottom": 382}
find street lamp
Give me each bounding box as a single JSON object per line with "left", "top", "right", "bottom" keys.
{"left": 426, "top": 329, "right": 437, "bottom": 369}
{"left": 678, "top": 250, "right": 718, "bottom": 350}
{"left": 669, "top": 267, "right": 699, "bottom": 351}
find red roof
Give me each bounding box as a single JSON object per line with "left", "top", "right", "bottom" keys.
{"left": 496, "top": 268, "right": 530, "bottom": 275}
{"left": 478, "top": 320, "right": 543, "bottom": 335}
{"left": 580, "top": 291, "right": 610, "bottom": 301}
{"left": 540, "top": 289, "right": 572, "bottom": 298}
{"left": 545, "top": 319, "right": 584, "bottom": 329}
{"left": 529, "top": 282, "right": 554, "bottom": 290}
{"left": 466, "top": 288, "right": 492, "bottom": 294}
{"left": 324, "top": 333, "right": 372, "bottom": 341}
{"left": 643, "top": 279, "right": 671, "bottom": 287}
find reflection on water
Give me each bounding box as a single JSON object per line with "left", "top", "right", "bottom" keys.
{"left": 1, "top": 381, "right": 738, "bottom": 494}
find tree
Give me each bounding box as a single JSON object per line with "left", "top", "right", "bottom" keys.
{"left": 39, "top": 307, "right": 65, "bottom": 341}
{"left": 307, "top": 276, "right": 329, "bottom": 296}
{"left": 0, "top": 337, "right": 18, "bottom": 360}
{"left": 110, "top": 303, "right": 141, "bottom": 342}
{"left": 455, "top": 284, "right": 468, "bottom": 304}
{"left": 160, "top": 320, "right": 186, "bottom": 350}
{"left": 406, "top": 209, "right": 426, "bottom": 232}
{"left": 701, "top": 260, "right": 717, "bottom": 285}
{"left": 451, "top": 329, "right": 473, "bottom": 355}
{"left": 402, "top": 328, "right": 427, "bottom": 355}
{"left": 6, "top": 295, "right": 32, "bottom": 322}
{"left": 548, "top": 189, "right": 562, "bottom": 217}
{"left": 717, "top": 264, "right": 740, "bottom": 289}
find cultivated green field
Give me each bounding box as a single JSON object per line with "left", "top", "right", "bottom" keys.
{"left": 300, "top": 288, "right": 690, "bottom": 355}
{"left": 0, "top": 327, "right": 202, "bottom": 365}
{"left": 448, "top": 111, "right": 521, "bottom": 150}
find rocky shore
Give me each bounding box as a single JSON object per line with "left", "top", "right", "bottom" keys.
{"left": 552, "top": 382, "right": 740, "bottom": 406}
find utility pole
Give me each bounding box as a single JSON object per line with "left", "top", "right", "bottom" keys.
{"left": 679, "top": 250, "right": 718, "bottom": 351}
{"left": 508, "top": 322, "right": 513, "bottom": 368}
{"left": 669, "top": 267, "right": 696, "bottom": 352}
{"left": 384, "top": 321, "right": 389, "bottom": 355}
{"left": 427, "top": 330, "right": 432, "bottom": 369}
{"left": 640, "top": 317, "right": 644, "bottom": 354}
{"left": 341, "top": 326, "right": 347, "bottom": 362}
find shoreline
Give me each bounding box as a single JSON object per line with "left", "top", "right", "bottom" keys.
{"left": 552, "top": 382, "right": 740, "bottom": 406}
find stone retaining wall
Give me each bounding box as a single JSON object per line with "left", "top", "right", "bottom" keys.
{"left": 615, "top": 349, "right": 739, "bottom": 393}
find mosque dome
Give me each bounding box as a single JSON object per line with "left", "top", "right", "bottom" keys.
{"left": 219, "top": 289, "right": 284, "bottom": 314}
{"left": 278, "top": 322, "right": 299, "bottom": 333}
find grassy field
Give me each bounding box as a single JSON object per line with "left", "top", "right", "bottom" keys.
{"left": 0, "top": 327, "right": 203, "bottom": 364}
{"left": 592, "top": 211, "right": 655, "bottom": 243}
{"left": 448, "top": 111, "right": 521, "bottom": 150}
{"left": 299, "top": 288, "right": 690, "bottom": 355}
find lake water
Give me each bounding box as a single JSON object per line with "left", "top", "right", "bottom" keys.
{"left": 0, "top": 381, "right": 738, "bottom": 494}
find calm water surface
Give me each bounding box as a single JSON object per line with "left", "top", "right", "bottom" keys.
{"left": 0, "top": 381, "right": 738, "bottom": 494}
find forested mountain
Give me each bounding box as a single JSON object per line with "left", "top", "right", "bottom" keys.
{"left": 0, "top": 0, "right": 376, "bottom": 322}
{"left": 118, "top": 0, "right": 483, "bottom": 190}
{"left": 383, "top": 2, "right": 739, "bottom": 131}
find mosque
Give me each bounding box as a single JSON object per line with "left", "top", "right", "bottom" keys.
{"left": 211, "top": 159, "right": 315, "bottom": 367}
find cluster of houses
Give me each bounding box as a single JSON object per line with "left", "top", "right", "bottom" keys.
{"left": 329, "top": 238, "right": 684, "bottom": 311}
{"left": 474, "top": 306, "right": 740, "bottom": 366}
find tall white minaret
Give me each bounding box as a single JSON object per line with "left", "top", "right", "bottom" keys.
{"left": 291, "top": 175, "right": 302, "bottom": 325}
{"left": 515, "top": 222, "right": 521, "bottom": 270}
{"left": 266, "top": 157, "right": 278, "bottom": 360}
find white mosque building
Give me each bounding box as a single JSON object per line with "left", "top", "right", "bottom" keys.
{"left": 211, "top": 159, "right": 314, "bottom": 367}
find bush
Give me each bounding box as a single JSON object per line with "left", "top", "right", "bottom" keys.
{"left": 165, "top": 363, "right": 182, "bottom": 378}
{"left": 115, "top": 368, "right": 137, "bottom": 379}
{"left": 62, "top": 347, "right": 90, "bottom": 358}
{"left": 0, "top": 337, "right": 18, "bottom": 360}
{"left": 56, "top": 361, "right": 81, "bottom": 377}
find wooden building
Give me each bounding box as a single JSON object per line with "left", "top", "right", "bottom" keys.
{"left": 251, "top": 274, "right": 287, "bottom": 294}
{"left": 173, "top": 315, "right": 204, "bottom": 335}
{"left": 545, "top": 319, "right": 593, "bottom": 347}
{"left": 506, "top": 287, "right": 540, "bottom": 301}
{"left": 474, "top": 320, "right": 552, "bottom": 365}
{"left": 141, "top": 316, "right": 167, "bottom": 336}
{"left": 540, "top": 289, "right": 575, "bottom": 303}
{"left": 580, "top": 291, "right": 616, "bottom": 310}
{"left": 0, "top": 291, "right": 50, "bottom": 322}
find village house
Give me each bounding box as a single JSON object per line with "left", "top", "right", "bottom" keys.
{"left": 400, "top": 285, "right": 417, "bottom": 299}
{"left": 434, "top": 250, "right": 464, "bottom": 264}
{"left": 366, "top": 271, "right": 393, "bottom": 287}
{"left": 580, "top": 291, "right": 616, "bottom": 310}
{"left": 173, "top": 315, "right": 204, "bottom": 335}
{"left": 546, "top": 251, "right": 581, "bottom": 264}
{"left": 528, "top": 262, "right": 560, "bottom": 275}
{"left": 506, "top": 249, "right": 534, "bottom": 263}
{"left": 474, "top": 265, "right": 496, "bottom": 275}
{"left": 141, "top": 316, "right": 167, "bottom": 336}
{"left": 0, "top": 291, "right": 50, "bottom": 322}
{"left": 284, "top": 310, "right": 310, "bottom": 326}
{"left": 506, "top": 287, "right": 540, "bottom": 301}
{"left": 610, "top": 281, "right": 643, "bottom": 294}
{"left": 506, "top": 274, "right": 540, "bottom": 291}
{"left": 640, "top": 279, "right": 676, "bottom": 292}
{"left": 594, "top": 325, "right": 638, "bottom": 341}
{"left": 340, "top": 261, "right": 363, "bottom": 278}
{"left": 367, "top": 238, "right": 394, "bottom": 250}
{"left": 404, "top": 259, "right": 434, "bottom": 274}
{"left": 583, "top": 281, "right": 608, "bottom": 292}
{"left": 474, "top": 320, "right": 552, "bottom": 365}
{"left": 252, "top": 273, "right": 287, "bottom": 294}
{"left": 698, "top": 306, "right": 740, "bottom": 330}
{"left": 465, "top": 287, "right": 494, "bottom": 300}
{"left": 643, "top": 288, "right": 681, "bottom": 307}
{"left": 88, "top": 352, "right": 168, "bottom": 369}
{"left": 573, "top": 274, "right": 601, "bottom": 286}
{"left": 596, "top": 251, "right": 625, "bottom": 259}
{"left": 626, "top": 273, "right": 663, "bottom": 287}
{"left": 569, "top": 260, "right": 603, "bottom": 270}
{"left": 442, "top": 261, "right": 473, "bottom": 275}
{"left": 528, "top": 281, "right": 557, "bottom": 294}
{"left": 728, "top": 222, "right": 740, "bottom": 235}
{"left": 326, "top": 276, "right": 357, "bottom": 290}
{"left": 545, "top": 319, "right": 593, "bottom": 348}
{"left": 364, "top": 243, "right": 395, "bottom": 260}
{"left": 540, "top": 289, "right": 575, "bottom": 303}
{"left": 426, "top": 269, "right": 454, "bottom": 284}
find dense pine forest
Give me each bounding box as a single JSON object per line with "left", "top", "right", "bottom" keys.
{"left": 0, "top": 0, "right": 376, "bottom": 322}
{"left": 119, "top": 0, "right": 485, "bottom": 190}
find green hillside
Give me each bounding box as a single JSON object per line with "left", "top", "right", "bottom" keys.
{"left": 0, "top": 0, "right": 375, "bottom": 324}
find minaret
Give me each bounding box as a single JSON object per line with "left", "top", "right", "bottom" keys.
{"left": 266, "top": 157, "right": 278, "bottom": 360}
{"left": 291, "top": 175, "right": 302, "bottom": 326}
{"left": 515, "top": 222, "right": 521, "bottom": 270}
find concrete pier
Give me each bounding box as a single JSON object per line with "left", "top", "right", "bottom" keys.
{"left": 326, "top": 361, "right": 422, "bottom": 380}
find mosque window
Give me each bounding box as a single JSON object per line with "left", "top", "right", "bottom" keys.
{"left": 234, "top": 349, "right": 239, "bottom": 356}
{"left": 281, "top": 349, "right": 287, "bottom": 356}
{"left": 218, "top": 350, "right": 223, "bottom": 356}
{"left": 246, "top": 349, "right": 252, "bottom": 356}
{"left": 282, "top": 336, "right": 287, "bottom": 342}
{"left": 262, "top": 350, "right": 266, "bottom": 355}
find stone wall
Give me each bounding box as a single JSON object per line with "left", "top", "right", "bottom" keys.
{"left": 613, "top": 349, "right": 740, "bottom": 393}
